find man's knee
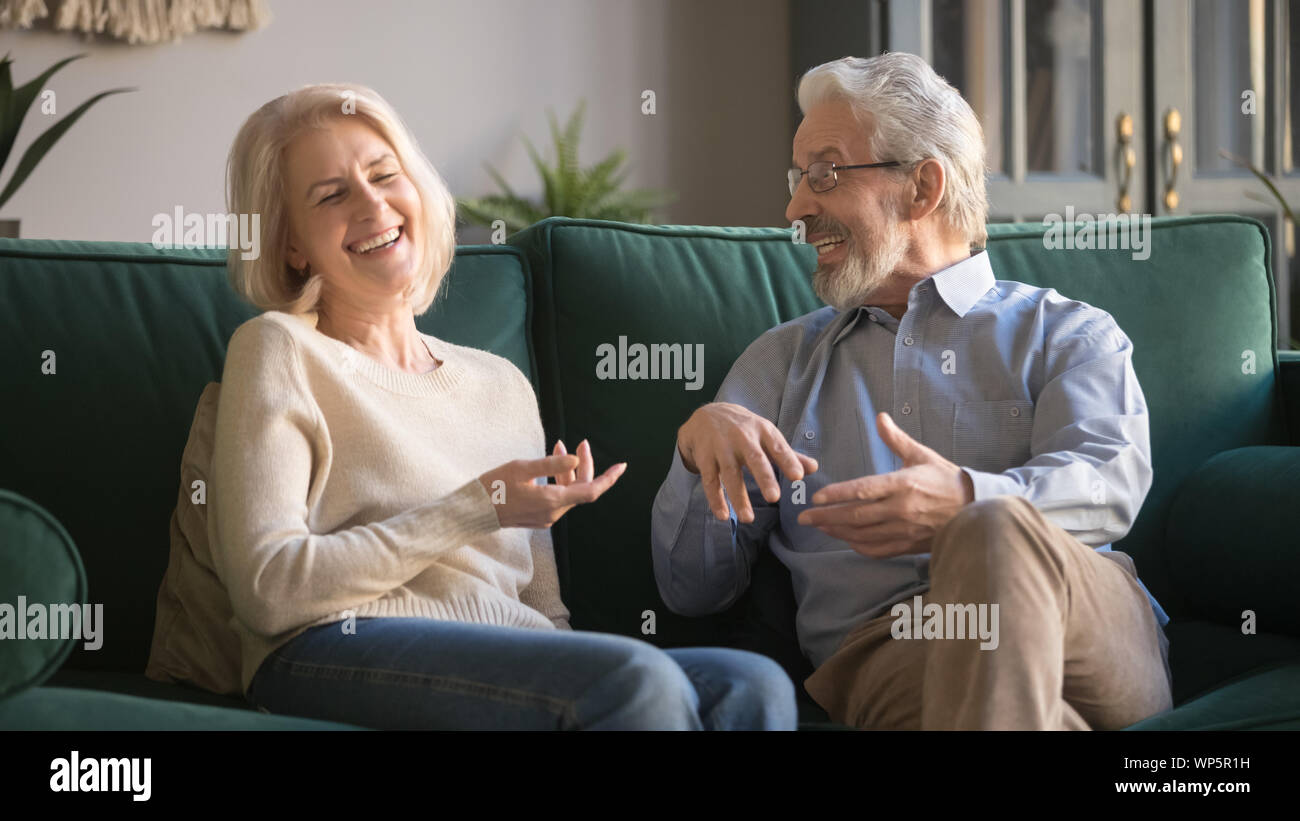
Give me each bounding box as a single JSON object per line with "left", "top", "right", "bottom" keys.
{"left": 932, "top": 495, "right": 1041, "bottom": 565}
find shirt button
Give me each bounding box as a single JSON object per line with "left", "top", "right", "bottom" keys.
{"left": 903, "top": 336, "right": 914, "bottom": 346}
{"left": 1010, "top": 407, "right": 1020, "bottom": 417}
{"left": 901, "top": 403, "right": 912, "bottom": 415}
{"left": 867, "top": 313, "right": 878, "bottom": 322}
{"left": 804, "top": 430, "right": 816, "bottom": 440}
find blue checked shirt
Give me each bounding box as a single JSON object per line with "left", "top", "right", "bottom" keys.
{"left": 650, "top": 249, "right": 1169, "bottom": 669}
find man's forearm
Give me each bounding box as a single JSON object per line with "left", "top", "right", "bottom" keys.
{"left": 650, "top": 447, "right": 759, "bottom": 616}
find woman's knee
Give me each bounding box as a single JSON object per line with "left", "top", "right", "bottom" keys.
{"left": 572, "top": 637, "right": 700, "bottom": 730}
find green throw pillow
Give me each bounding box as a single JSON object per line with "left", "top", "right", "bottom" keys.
{"left": 0, "top": 488, "right": 88, "bottom": 700}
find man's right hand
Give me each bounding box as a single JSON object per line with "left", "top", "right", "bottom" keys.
{"left": 676, "top": 402, "right": 818, "bottom": 523}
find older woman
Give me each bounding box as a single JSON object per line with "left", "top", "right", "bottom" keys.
{"left": 210, "top": 83, "right": 796, "bottom": 730}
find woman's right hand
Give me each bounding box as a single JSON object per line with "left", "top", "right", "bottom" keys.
{"left": 478, "top": 439, "right": 627, "bottom": 529}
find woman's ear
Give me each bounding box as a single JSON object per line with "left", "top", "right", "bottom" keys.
{"left": 908, "top": 159, "right": 946, "bottom": 222}
{"left": 285, "top": 228, "right": 307, "bottom": 271}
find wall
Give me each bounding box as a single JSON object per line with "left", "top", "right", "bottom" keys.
{"left": 0, "top": 0, "right": 792, "bottom": 242}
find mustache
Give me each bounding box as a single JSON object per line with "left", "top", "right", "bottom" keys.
{"left": 807, "top": 218, "right": 851, "bottom": 236}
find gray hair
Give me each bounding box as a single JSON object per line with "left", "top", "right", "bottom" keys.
{"left": 796, "top": 52, "right": 989, "bottom": 250}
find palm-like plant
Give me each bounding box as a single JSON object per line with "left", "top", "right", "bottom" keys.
{"left": 457, "top": 100, "right": 674, "bottom": 233}
{"left": 0, "top": 53, "right": 134, "bottom": 211}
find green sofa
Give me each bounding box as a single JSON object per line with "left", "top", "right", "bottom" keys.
{"left": 2, "top": 214, "right": 1297, "bottom": 730}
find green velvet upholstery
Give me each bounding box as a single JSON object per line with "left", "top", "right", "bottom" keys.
{"left": 0, "top": 240, "right": 532, "bottom": 685}
{"left": 509, "top": 221, "right": 825, "bottom": 651}
{"left": 1123, "top": 662, "right": 1300, "bottom": 730}
{"left": 1, "top": 214, "right": 1296, "bottom": 730}
{"left": 984, "top": 216, "right": 1288, "bottom": 620}
{"left": 509, "top": 215, "right": 1298, "bottom": 729}
{"left": 0, "top": 489, "right": 86, "bottom": 699}
{"left": 1167, "top": 446, "right": 1300, "bottom": 634}
{"left": 0, "top": 685, "right": 363, "bottom": 730}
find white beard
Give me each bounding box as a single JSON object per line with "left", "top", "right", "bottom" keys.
{"left": 812, "top": 217, "right": 909, "bottom": 312}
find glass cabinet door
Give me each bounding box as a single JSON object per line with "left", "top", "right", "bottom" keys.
{"left": 1152, "top": 0, "right": 1298, "bottom": 345}
{"left": 893, "top": 0, "right": 1144, "bottom": 221}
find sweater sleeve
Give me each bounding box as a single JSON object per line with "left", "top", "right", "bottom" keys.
{"left": 207, "top": 318, "right": 502, "bottom": 638}
{"left": 519, "top": 527, "right": 572, "bottom": 630}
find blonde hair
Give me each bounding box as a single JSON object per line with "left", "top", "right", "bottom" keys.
{"left": 797, "top": 53, "right": 989, "bottom": 250}
{"left": 225, "top": 83, "right": 456, "bottom": 315}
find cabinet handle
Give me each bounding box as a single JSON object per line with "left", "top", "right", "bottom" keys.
{"left": 1116, "top": 112, "right": 1135, "bottom": 212}
{"left": 1163, "top": 108, "right": 1183, "bottom": 211}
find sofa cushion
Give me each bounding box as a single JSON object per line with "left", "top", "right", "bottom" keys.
{"left": 0, "top": 685, "right": 363, "bottom": 730}
{"left": 985, "top": 215, "right": 1286, "bottom": 618}
{"left": 1163, "top": 618, "right": 1300, "bottom": 705}
{"left": 1124, "top": 661, "right": 1300, "bottom": 730}
{"left": 0, "top": 489, "right": 87, "bottom": 699}
{"left": 47, "top": 668, "right": 257, "bottom": 711}
{"left": 0, "top": 239, "right": 533, "bottom": 676}
{"left": 510, "top": 219, "right": 824, "bottom": 650}
{"left": 1165, "top": 446, "right": 1300, "bottom": 636}
{"left": 508, "top": 215, "right": 1287, "bottom": 654}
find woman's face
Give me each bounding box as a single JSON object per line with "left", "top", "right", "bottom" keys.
{"left": 282, "top": 116, "right": 423, "bottom": 307}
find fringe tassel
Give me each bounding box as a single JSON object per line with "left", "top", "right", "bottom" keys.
{"left": 0, "top": 0, "right": 50, "bottom": 29}
{"left": 1, "top": 0, "right": 270, "bottom": 43}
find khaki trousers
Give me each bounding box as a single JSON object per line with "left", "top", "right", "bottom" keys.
{"left": 804, "top": 495, "right": 1173, "bottom": 730}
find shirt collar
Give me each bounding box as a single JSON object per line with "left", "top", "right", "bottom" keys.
{"left": 927, "top": 250, "right": 996, "bottom": 317}
{"left": 828, "top": 250, "right": 996, "bottom": 345}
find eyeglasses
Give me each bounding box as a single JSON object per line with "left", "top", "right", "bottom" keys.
{"left": 787, "top": 160, "right": 903, "bottom": 196}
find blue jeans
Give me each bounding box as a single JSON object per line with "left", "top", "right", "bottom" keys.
{"left": 247, "top": 617, "right": 798, "bottom": 730}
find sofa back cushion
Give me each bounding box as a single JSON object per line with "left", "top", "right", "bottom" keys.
{"left": 510, "top": 216, "right": 1287, "bottom": 652}
{"left": 985, "top": 215, "right": 1286, "bottom": 616}
{"left": 0, "top": 239, "right": 533, "bottom": 673}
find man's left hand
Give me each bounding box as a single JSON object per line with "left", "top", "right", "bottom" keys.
{"left": 796, "top": 412, "right": 975, "bottom": 558}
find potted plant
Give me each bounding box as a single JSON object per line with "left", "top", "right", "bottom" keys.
{"left": 457, "top": 100, "right": 674, "bottom": 235}
{"left": 0, "top": 53, "right": 133, "bottom": 237}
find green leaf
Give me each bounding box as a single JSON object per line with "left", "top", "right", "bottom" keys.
{"left": 0, "top": 87, "right": 134, "bottom": 210}
{"left": 0, "top": 54, "right": 87, "bottom": 183}
{"left": 573, "top": 148, "right": 627, "bottom": 213}
{"left": 1219, "top": 148, "right": 1297, "bottom": 225}
{"left": 483, "top": 162, "right": 522, "bottom": 203}
{"left": 550, "top": 102, "right": 586, "bottom": 213}
{"left": 456, "top": 195, "right": 544, "bottom": 234}
{"left": 457, "top": 96, "right": 674, "bottom": 227}
{"left": 523, "top": 133, "right": 561, "bottom": 216}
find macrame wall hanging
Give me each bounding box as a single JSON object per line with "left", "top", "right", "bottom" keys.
{"left": 0, "top": 0, "right": 271, "bottom": 45}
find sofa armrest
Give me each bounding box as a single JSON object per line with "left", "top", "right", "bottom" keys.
{"left": 1166, "top": 446, "right": 1300, "bottom": 637}
{"left": 1281, "top": 350, "right": 1300, "bottom": 446}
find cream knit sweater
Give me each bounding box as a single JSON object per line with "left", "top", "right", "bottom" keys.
{"left": 208, "top": 310, "right": 571, "bottom": 695}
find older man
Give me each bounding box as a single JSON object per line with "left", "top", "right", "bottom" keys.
{"left": 649, "top": 52, "right": 1173, "bottom": 730}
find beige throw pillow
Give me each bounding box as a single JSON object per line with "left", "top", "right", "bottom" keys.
{"left": 145, "top": 382, "right": 242, "bottom": 695}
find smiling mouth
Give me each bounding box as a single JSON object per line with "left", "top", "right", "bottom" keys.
{"left": 813, "top": 234, "right": 847, "bottom": 256}
{"left": 348, "top": 226, "right": 403, "bottom": 255}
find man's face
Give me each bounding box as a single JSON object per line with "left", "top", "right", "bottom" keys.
{"left": 785, "top": 100, "right": 910, "bottom": 311}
